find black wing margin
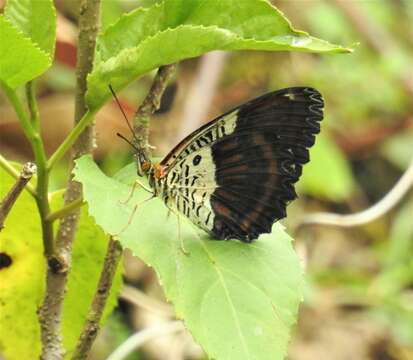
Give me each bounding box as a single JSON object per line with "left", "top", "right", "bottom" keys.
{"left": 210, "top": 87, "right": 323, "bottom": 242}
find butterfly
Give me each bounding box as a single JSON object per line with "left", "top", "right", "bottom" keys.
{"left": 125, "top": 87, "right": 323, "bottom": 243}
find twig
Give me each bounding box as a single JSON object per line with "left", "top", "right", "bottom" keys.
{"left": 133, "top": 64, "right": 177, "bottom": 155}
{"left": 106, "top": 321, "right": 184, "bottom": 360}
{"left": 72, "top": 237, "right": 123, "bottom": 360}
{"left": 0, "top": 162, "right": 37, "bottom": 231}
{"left": 0, "top": 154, "right": 36, "bottom": 196}
{"left": 39, "top": 1, "right": 101, "bottom": 358}
{"left": 45, "top": 198, "right": 85, "bottom": 223}
{"left": 297, "top": 158, "right": 413, "bottom": 229}
{"left": 176, "top": 51, "right": 227, "bottom": 142}
{"left": 47, "top": 110, "right": 96, "bottom": 171}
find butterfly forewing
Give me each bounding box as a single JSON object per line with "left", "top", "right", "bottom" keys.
{"left": 159, "top": 87, "right": 324, "bottom": 242}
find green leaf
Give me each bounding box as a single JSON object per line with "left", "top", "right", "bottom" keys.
{"left": 297, "top": 134, "right": 355, "bottom": 201}
{"left": 87, "top": 0, "right": 351, "bottom": 109}
{"left": 0, "top": 166, "right": 122, "bottom": 359}
{"left": 0, "top": 16, "right": 50, "bottom": 88}
{"left": 74, "top": 155, "right": 304, "bottom": 360}
{"left": 0, "top": 167, "right": 44, "bottom": 359}
{"left": 101, "top": 0, "right": 126, "bottom": 32}
{"left": 4, "top": 0, "right": 56, "bottom": 57}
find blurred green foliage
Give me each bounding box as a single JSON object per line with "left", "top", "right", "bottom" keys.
{"left": 1, "top": 0, "right": 412, "bottom": 358}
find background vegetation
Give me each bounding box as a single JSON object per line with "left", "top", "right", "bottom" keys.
{"left": 0, "top": 0, "right": 412, "bottom": 359}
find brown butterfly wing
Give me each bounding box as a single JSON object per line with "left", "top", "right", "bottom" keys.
{"left": 210, "top": 87, "right": 323, "bottom": 241}
{"left": 161, "top": 87, "right": 323, "bottom": 242}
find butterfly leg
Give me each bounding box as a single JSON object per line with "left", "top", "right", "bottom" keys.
{"left": 120, "top": 179, "right": 153, "bottom": 205}
{"left": 176, "top": 211, "right": 190, "bottom": 256}
{"left": 114, "top": 195, "right": 155, "bottom": 236}
{"left": 165, "top": 203, "right": 189, "bottom": 256}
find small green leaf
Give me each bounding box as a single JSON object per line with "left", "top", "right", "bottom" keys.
{"left": 4, "top": 0, "right": 56, "bottom": 57}
{"left": 0, "top": 16, "right": 50, "bottom": 88}
{"left": 74, "top": 155, "right": 304, "bottom": 360}
{"left": 0, "top": 166, "right": 122, "bottom": 359}
{"left": 298, "top": 134, "right": 355, "bottom": 201}
{"left": 87, "top": 0, "right": 351, "bottom": 109}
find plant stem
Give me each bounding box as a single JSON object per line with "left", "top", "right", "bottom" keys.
{"left": 133, "top": 64, "right": 176, "bottom": 155}
{"left": 25, "top": 82, "right": 55, "bottom": 257}
{"left": 1, "top": 81, "right": 54, "bottom": 256}
{"left": 1, "top": 81, "right": 37, "bottom": 143}
{"left": 0, "top": 162, "right": 37, "bottom": 231}
{"left": 0, "top": 154, "right": 36, "bottom": 196}
{"left": 47, "top": 110, "right": 96, "bottom": 171}
{"left": 72, "top": 237, "right": 123, "bottom": 360}
{"left": 39, "top": 1, "right": 101, "bottom": 358}
{"left": 46, "top": 198, "right": 85, "bottom": 223}
{"left": 26, "top": 81, "right": 41, "bottom": 130}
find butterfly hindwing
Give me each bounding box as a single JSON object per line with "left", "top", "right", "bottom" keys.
{"left": 160, "top": 87, "right": 324, "bottom": 242}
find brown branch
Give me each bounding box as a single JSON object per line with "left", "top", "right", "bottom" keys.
{"left": 39, "top": 0, "right": 101, "bottom": 359}
{"left": 72, "top": 237, "right": 123, "bottom": 360}
{"left": 133, "top": 64, "right": 177, "bottom": 155}
{"left": 0, "top": 162, "right": 36, "bottom": 231}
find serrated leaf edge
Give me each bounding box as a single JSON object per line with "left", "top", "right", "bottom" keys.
{"left": 4, "top": 0, "right": 57, "bottom": 58}
{"left": 2, "top": 16, "right": 52, "bottom": 65}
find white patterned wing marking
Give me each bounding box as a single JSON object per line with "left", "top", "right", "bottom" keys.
{"left": 160, "top": 111, "right": 238, "bottom": 232}
{"left": 164, "top": 146, "right": 217, "bottom": 232}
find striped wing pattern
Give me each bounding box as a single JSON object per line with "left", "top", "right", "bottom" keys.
{"left": 158, "top": 87, "right": 324, "bottom": 242}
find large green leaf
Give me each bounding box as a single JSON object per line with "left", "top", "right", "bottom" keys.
{"left": 0, "top": 165, "right": 122, "bottom": 359}
{"left": 0, "top": 16, "right": 50, "bottom": 88}
{"left": 87, "top": 0, "right": 351, "bottom": 109}
{"left": 4, "top": 0, "right": 56, "bottom": 57}
{"left": 74, "top": 155, "right": 304, "bottom": 360}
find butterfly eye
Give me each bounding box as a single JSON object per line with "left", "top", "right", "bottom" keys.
{"left": 142, "top": 162, "right": 151, "bottom": 171}
{"left": 192, "top": 155, "right": 202, "bottom": 166}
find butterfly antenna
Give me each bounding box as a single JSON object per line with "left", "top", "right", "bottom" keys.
{"left": 116, "top": 132, "right": 139, "bottom": 152}
{"left": 108, "top": 84, "right": 139, "bottom": 144}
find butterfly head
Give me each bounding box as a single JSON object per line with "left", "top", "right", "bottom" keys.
{"left": 136, "top": 150, "right": 166, "bottom": 179}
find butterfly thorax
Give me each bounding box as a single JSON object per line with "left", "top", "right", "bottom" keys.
{"left": 143, "top": 161, "right": 168, "bottom": 198}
